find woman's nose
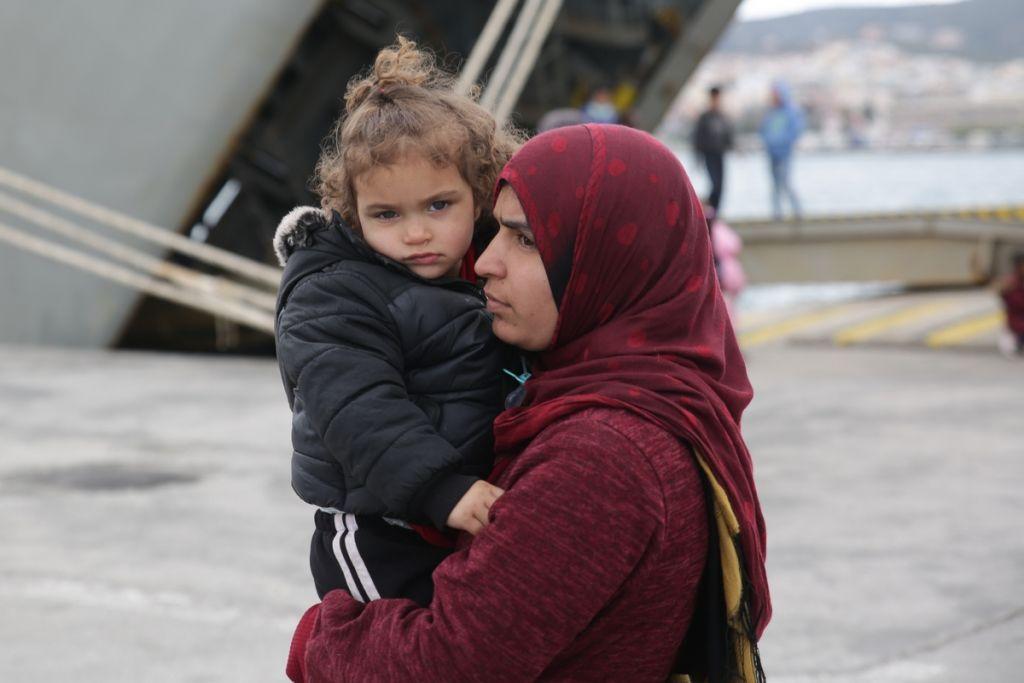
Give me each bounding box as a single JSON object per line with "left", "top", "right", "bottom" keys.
{"left": 475, "top": 238, "right": 505, "bottom": 280}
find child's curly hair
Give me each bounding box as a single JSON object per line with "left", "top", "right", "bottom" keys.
{"left": 315, "top": 36, "right": 524, "bottom": 226}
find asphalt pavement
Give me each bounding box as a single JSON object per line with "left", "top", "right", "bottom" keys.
{"left": 0, "top": 343, "right": 1020, "bottom": 682}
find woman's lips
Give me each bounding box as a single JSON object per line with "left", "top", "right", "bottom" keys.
{"left": 406, "top": 253, "right": 441, "bottom": 265}
{"left": 485, "top": 290, "right": 511, "bottom": 312}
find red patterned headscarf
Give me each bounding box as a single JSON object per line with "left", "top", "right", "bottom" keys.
{"left": 491, "top": 124, "right": 771, "bottom": 643}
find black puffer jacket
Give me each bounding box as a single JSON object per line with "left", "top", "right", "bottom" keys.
{"left": 273, "top": 207, "right": 506, "bottom": 529}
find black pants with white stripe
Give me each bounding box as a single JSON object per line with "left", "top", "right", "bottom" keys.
{"left": 310, "top": 510, "right": 452, "bottom": 607}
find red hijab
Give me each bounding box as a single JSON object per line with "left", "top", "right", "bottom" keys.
{"left": 491, "top": 124, "right": 770, "bottom": 637}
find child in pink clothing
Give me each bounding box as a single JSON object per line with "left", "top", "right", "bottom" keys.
{"left": 707, "top": 208, "right": 746, "bottom": 321}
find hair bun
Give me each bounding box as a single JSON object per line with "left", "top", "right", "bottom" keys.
{"left": 344, "top": 36, "right": 449, "bottom": 114}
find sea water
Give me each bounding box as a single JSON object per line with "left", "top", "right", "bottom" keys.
{"left": 670, "top": 147, "right": 1024, "bottom": 311}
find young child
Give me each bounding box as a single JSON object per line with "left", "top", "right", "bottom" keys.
{"left": 998, "top": 251, "right": 1024, "bottom": 356}
{"left": 273, "top": 38, "right": 521, "bottom": 606}
{"left": 705, "top": 205, "right": 746, "bottom": 323}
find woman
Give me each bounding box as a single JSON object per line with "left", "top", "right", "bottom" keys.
{"left": 287, "top": 124, "right": 771, "bottom": 682}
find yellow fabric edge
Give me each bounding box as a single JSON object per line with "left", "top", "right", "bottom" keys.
{"left": 694, "top": 452, "right": 742, "bottom": 616}
{"left": 693, "top": 450, "right": 760, "bottom": 683}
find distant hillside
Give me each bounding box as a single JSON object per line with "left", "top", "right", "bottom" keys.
{"left": 718, "top": 0, "right": 1024, "bottom": 62}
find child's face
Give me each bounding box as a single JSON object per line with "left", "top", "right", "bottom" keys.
{"left": 354, "top": 154, "right": 477, "bottom": 279}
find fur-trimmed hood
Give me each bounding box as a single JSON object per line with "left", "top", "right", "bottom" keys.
{"left": 273, "top": 206, "right": 368, "bottom": 324}
{"left": 273, "top": 206, "right": 329, "bottom": 267}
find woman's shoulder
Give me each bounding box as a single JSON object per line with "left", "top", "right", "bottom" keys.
{"left": 536, "top": 407, "right": 692, "bottom": 458}
{"left": 522, "top": 407, "right": 698, "bottom": 495}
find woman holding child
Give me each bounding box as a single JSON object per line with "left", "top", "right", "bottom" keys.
{"left": 279, "top": 39, "right": 770, "bottom": 683}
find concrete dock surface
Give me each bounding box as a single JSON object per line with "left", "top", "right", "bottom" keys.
{"left": 736, "top": 287, "right": 1008, "bottom": 353}
{"left": 1, "top": 343, "right": 1021, "bottom": 682}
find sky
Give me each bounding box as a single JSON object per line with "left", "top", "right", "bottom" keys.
{"left": 736, "top": 0, "right": 964, "bottom": 21}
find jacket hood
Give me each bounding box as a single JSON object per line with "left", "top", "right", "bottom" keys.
{"left": 761, "top": 81, "right": 805, "bottom": 155}
{"left": 771, "top": 79, "right": 795, "bottom": 109}
{"left": 274, "top": 206, "right": 324, "bottom": 267}
{"left": 274, "top": 207, "right": 363, "bottom": 299}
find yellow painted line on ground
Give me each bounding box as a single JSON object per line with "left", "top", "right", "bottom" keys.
{"left": 926, "top": 310, "right": 1005, "bottom": 348}
{"left": 735, "top": 307, "right": 807, "bottom": 332}
{"left": 833, "top": 300, "right": 958, "bottom": 346}
{"left": 739, "top": 304, "right": 859, "bottom": 348}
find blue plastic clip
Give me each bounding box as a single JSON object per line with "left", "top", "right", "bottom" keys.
{"left": 502, "top": 358, "right": 532, "bottom": 385}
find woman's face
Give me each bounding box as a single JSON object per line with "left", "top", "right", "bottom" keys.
{"left": 475, "top": 186, "right": 559, "bottom": 351}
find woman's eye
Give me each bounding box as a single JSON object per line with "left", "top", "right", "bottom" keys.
{"left": 374, "top": 210, "right": 398, "bottom": 220}
{"left": 429, "top": 200, "right": 449, "bottom": 212}
{"left": 516, "top": 233, "right": 536, "bottom": 248}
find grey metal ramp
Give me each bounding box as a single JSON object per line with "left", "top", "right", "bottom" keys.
{"left": 0, "top": 1, "right": 319, "bottom": 347}
{"left": 0, "top": 0, "right": 764, "bottom": 350}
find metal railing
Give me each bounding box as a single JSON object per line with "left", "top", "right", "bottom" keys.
{"left": 0, "top": 165, "right": 278, "bottom": 334}
{"left": 475, "top": 0, "right": 565, "bottom": 126}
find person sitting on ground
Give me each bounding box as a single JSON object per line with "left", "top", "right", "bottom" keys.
{"left": 286, "top": 124, "right": 771, "bottom": 683}
{"left": 274, "top": 37, "right": 521, "bottom": 609}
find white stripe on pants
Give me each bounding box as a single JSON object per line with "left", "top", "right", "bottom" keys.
{"left": 332, "top": 513, "right": 381, "bottom": 602}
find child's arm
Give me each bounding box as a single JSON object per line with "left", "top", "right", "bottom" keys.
{"left": 278, "top": 268, "right": 481, "bottom": 529}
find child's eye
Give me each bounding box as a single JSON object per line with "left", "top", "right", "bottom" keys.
{"left": 374, "top": 210, "right": 398, "bottom": 220}
{"left": 429, "top": 200, "right": 449, "bottom": 212}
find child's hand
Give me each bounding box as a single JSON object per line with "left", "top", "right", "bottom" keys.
{"left": 446, "top": 480, "right": 505, "bottom": 535}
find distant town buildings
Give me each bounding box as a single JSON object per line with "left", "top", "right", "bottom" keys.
{"left": 662, "top": 39, "right": 1024, "bottom": 151}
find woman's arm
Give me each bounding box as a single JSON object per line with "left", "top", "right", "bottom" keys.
{"left": 301, "top": 418, "right": 664, "bottom": 682}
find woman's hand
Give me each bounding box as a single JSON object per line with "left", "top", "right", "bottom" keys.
{"left": 446, "top": 480, "right": 504, "bottom": 535}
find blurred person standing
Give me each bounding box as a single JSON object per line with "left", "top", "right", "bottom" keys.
{"left": 998, "top": 252, "right": 1024, "bottom": 357}
{"left": 581, "top": 86, "right": 620, "bottom": 124}
{"left": 692, "top": 85, "right": 733, "bottom": 213}
{"left": 760, "top": 80, "right": 805, "bottom": 220}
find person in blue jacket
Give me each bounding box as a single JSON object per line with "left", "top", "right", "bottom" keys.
{"left": 760, "top": 80, "right": 805, "bottom": 220}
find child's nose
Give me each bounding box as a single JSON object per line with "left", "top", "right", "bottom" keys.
{"left": 404, "top": 221, "right": 430, "bottom": 243}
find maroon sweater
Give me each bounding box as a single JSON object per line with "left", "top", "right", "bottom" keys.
{"left": 301, "top": 407, "right": 709, "bottom": 682}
